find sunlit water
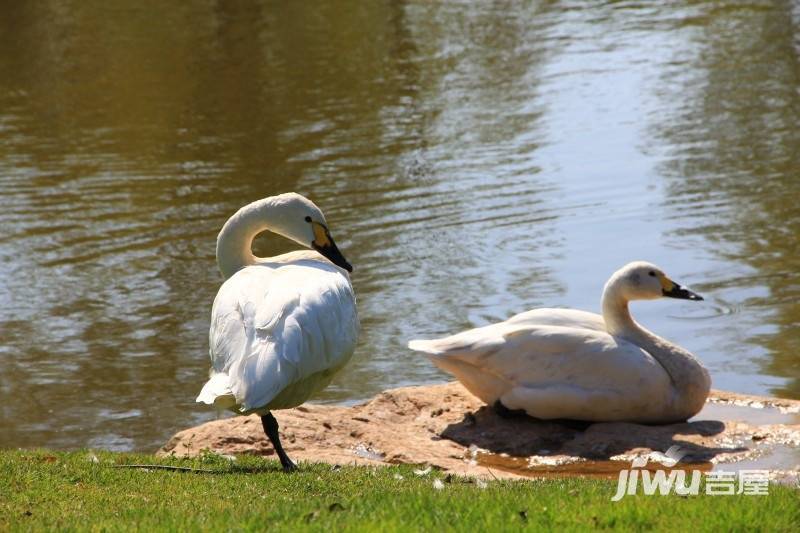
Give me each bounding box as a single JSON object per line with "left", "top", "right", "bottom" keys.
{"left": 0, "top": 1, "right": 798, "bottom": 452}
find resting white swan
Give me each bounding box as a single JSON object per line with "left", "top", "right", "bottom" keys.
{"left": 196, "top": 193, "right": 359, "bottom": 470}
{"left": 408, "top": 262, "right": 710, "bottom": 424}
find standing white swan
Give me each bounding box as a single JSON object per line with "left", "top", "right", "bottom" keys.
{"left": 196, "top": 193, "right": 359, "bottom": 470}
{"left": 408, "top": 262, "right": 710, "bottom": 424}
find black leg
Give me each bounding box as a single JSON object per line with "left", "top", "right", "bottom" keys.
{"left": 261, "top": 412, "right": 296, "bottom": 471}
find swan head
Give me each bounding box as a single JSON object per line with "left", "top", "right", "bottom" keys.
{"left": 259, "top": 193, "right": 353, "bottom": 272}
{"left": 610, "top": 261, "right": 703, "bottom": 302}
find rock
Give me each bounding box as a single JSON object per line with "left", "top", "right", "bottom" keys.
{"left": 158, "top": 382, "right": 800, "bottom": 481}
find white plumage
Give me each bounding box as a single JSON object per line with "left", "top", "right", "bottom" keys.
{"left": 409, "top": 262, "right": 710, "bottom": 424}
{"left": 196, "top": 193, "right": 358, "bottom": 469}
{"left": 197, "top": 251, "right": 358, "bottom": 414}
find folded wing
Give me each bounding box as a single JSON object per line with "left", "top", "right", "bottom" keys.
{"left": 408, "top": 315, "right": 673, "bottom": 421}
{"left": 198, "top": 258, "right": 358, "bottom": 413}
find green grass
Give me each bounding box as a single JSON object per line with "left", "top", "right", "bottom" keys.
{"left": 0, "top": 450, "right": 797, "bottom": 531}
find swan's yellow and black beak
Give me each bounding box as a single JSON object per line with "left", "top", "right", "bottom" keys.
{"left": 660, "top": 275, "right": 703, "bottom": 301}
{"left": 309, "top": 220, "right": 353, "bottom": 273}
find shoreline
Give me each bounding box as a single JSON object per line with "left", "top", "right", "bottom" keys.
{"left": 158, "top": 382, "right": 800, "bottom": 481}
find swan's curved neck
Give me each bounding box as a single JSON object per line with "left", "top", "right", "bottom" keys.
{"left": 601, "top": 278, "right": 710, "bottom": 417}
{"left": 216, "top": 198, "right": 302, "bottom": 279}
{"left": 216, "top": 201, "right": 269, "bottom": 279}
{"left": 601, "top": 284, "right": 638, "bottom": 340}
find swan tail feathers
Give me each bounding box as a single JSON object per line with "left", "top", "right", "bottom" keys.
{"left": 408, "top": 332, "right": 506, "bottom": 363}
{"left": 407, "top": 339, "right": 445, "bottom": 356}
{"left": 196, "top": 373, "right": 238, "bottom": 410}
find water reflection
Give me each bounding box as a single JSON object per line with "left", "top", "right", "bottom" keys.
{"left": 0, "top": 1, "right": 797, "bottom": 451}
{"left": 652, "top": 0, "right": 800, "bottom": 398}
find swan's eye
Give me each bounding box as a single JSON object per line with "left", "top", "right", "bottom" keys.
{"left": 304, "top": 216, "right": 312, "bottom": 223}
{"left": 648, "top": 271, "right": 656, "bottom": 277}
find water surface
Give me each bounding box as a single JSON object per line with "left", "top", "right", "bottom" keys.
{"left": 0, "top": 0, "right": 798, "bottom": 451}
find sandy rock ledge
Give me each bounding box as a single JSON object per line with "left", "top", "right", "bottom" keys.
{"left": 159, "top": 382, "right": 800, "bottom": 481}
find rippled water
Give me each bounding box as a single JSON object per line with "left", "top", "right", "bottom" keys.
{"left": 0, "top": 1, "right": 798, "bottom": 451}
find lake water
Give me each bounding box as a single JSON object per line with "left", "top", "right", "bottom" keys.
{"left": 1, "top": 1, "right": 798, "bottom": 452}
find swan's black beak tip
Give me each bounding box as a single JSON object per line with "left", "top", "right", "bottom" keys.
{"left": 662, "top": 284, "right": 703, "bottom": 301}
{"left": 313, "top": 240, "right": 353, "bottom": 273}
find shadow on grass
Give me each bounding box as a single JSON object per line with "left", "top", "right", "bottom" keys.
{"left": 111, "top": 457, "right": 292, "bottom": 475}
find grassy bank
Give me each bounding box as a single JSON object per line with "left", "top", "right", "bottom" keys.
{"left": 1, "top": 450, "right": 797, "bottom": 531}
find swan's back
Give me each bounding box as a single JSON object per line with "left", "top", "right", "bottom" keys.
{"left": 198, "top": 252, "right": 358, "bottom": 413}
{"left": 505, "top": 307, "right": 606, "bottom": 331}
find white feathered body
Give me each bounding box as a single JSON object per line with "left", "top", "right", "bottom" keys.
{"left": 409, "top": 308, "right": 692, "bottom": 423}
{"left": 197, "top": 250, "right": 359, "bottom": 415}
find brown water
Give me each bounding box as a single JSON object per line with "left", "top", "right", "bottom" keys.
{"left": 0, "top": 1, "right": 798, "bottom": 452}
{"left": 476, "top": 400, "right": 800, "bottom": 479}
